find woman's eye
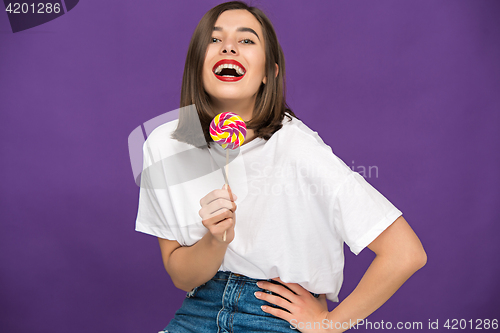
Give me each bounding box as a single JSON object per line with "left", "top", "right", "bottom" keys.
{"left": 240, "top": 39, "right": 255, "bottom": 44}
{"left": 211, "top": 37, "right": 220, "bottom": 43}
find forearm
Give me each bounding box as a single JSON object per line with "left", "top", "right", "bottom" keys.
{"left": 326, "top": 254, "right": 426, "bottom": 332}
{"left": 166, "top": 232, "right": 227, "bottom": 292}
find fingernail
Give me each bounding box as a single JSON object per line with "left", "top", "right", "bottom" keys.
{"left": 224, "top": 184, "right": 228, "bottom": 190}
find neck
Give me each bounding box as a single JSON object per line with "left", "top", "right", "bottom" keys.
{"left": 211, "top": 97, "right": 255, "bottom": 122}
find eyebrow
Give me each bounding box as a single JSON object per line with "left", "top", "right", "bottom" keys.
{"left": 213, "top": 26, "right": 260, "bottom": 41}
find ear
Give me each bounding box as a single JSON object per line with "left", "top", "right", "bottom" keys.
{"left": 263, "top": 63, "right": 279, "bottom": 85}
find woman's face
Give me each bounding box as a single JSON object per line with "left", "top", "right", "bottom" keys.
{"left": 203, "top": 9, "right": 267, "bottom": 112}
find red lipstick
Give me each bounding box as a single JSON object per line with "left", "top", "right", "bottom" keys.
{"left": 212, "top": 59, "right": 246, "bottom": 82}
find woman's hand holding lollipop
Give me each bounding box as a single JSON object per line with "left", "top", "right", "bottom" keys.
{"left": 199, "top": 184, "right": 237, "bottom": 244}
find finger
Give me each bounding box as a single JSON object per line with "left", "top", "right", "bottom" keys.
{"left": 199, "top": 198, "right": 236, "bottom": 220}
{"left": 260, "top": 303, "right": 295, "bottom": 323}
{"left": 256, "top": 290, "right": 292, "bottom": 307}
{"left": 212, "top": 217, "right": 234, "bottom": 236}
{"left": 271, "top": 278, "right": 305, "bottom": 296}
{"left": 203, "top": 201, "right": 236, "bottom": 220}
{"left": 199, "top": 188, "right": 235, "bottom": 207}
{"left": 202, "top": 209, "right": 233, "bottom": 227}
{"left": 257, "top": 281, "right": 298, "bottom": 304}
{"left": 203, "top": 216, "right": 234, "bottom": 240}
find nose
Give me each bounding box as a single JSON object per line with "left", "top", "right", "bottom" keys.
{"left": 220, "top": 39, "right": 238, "bottom": 55}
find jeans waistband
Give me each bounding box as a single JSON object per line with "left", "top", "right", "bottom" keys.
{"left": 213, "top": 270, "right": 269, "bottom": 282}
{"left": 212, "top": 271, "right": 320, "bottom": 298}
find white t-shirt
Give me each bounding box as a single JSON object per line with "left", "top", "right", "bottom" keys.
{"left": 135, "top": 114, "right": 402, "bottom": 302}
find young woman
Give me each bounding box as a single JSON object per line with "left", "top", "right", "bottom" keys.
{"left": 135, "top": 1, "right": 427, "bottom": 332}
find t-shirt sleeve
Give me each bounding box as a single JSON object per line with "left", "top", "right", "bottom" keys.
{"left": 135, "top": 140, "right": 179, "bottom": 241}
{"left": 288, "top": 120, "right": 402, "bottom": 255}
{"left": 332, "top": 171, "right": 403, "bottom": 255}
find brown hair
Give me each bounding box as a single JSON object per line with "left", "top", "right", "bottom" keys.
{"left": 172, "top": 1, "right": 298, "bottom": 148}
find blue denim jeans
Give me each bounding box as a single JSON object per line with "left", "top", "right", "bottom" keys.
{"left": 159, "top": 271, "right": 320, "bottom": 333}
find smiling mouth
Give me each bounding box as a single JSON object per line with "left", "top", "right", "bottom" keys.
{"left": 214, "top": 65, "right": 245, "bottom": 78}
{"left": 213, "top": 60, "right": 246, "bottom": 82}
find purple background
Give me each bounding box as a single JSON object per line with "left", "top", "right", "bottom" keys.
{"left": 1, "top": 0, "right": 499, "bottom": 332}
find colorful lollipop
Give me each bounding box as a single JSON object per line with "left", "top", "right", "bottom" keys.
{"left": 210, "top": 112, "right": 247, "bottom": 150}
{"left": 210, "top": 112, "right": 247, "bottom": 241}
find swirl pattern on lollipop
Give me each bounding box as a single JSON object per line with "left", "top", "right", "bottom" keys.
{"left": 210, "top": 112, "right": 247, "bottom": 149}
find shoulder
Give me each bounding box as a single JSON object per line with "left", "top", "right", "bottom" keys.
{"left": 274, "top": 116, "right": 352, "bottom": 178}
{"left": 144, "top": 119, "right": 193, "bottom": 155}
{"left": 280, "top": 116, "right": 329, "bottom": 147}
{"left": 141, "top": 119, "right": 202, "bottom": 169}
{"left": 145, "top": 119, "right": 177, "bottom": 146}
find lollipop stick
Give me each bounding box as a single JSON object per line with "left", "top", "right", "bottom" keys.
{"left": 223, "top": 149, "right": 229, "bottom": 242}
{"left": 210, "top": 112, "right": 246, "bottom": 243}
{"left": 225, "top": 149, "right": 229, "bottom": 184}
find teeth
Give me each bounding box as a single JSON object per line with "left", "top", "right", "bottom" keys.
{"left": 214, "top": 63, "right": 246, "bottom": 75}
